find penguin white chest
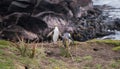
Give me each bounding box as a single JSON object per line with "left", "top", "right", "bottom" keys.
{"left": 53, "top": 27, "right": 59, "bottom": 42}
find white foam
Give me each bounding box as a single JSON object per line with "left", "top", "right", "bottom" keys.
{"left": 92, "top": 0, "right": 120, "bottom": 8}
{"left": 99, "top": 30, "right": 120, "bottom": 40}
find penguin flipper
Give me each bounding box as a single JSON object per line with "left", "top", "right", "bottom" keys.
{"left": 47, "top": 30, "right": 53, "bottom": 37}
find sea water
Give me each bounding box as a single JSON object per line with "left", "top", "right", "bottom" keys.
{"left": 93, "top": 0, "right": 120, "bottom": 40}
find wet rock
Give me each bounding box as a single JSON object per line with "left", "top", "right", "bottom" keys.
{"left": 114, "top": 18, "right": 120, "bottom": 30}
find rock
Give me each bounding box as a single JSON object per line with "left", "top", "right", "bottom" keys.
{"left": 7, "top": 0, "right": 37, "bottom": 15}
{"left": 114, "top": 18, "right": 120, "bottom": 30}
{"left": 1, "top": 25, "right": 38, "bottom": 42}
{"left": 0, "top": 0, "right": 113, "bottom": 42}
{"left": 0, "top": 0, "right": 13, "bottom": 15}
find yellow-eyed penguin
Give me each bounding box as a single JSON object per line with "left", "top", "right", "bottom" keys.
{"left": 62, "top": 32, "right": 73, "bottom": 48}
{"left": 53, "top": 26, "right": 60, "bottom": 43}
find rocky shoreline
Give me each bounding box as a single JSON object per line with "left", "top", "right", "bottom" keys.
{"left": 0, "top": 0, "right": 119, "bottom": 42}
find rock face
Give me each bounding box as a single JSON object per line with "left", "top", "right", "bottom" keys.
{"left": 0, "top": 0, "right": 112, "bottom": 41}
{"left": 114, "top": 18, "right": 120, "bottom": 30}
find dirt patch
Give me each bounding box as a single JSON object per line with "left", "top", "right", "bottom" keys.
{"left": 38, "top": 41, "right": 120, "bottom": 69}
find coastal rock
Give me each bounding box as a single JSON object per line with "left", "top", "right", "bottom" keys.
{"left": 0, "top": 0, "right": 112, "bottom": 42}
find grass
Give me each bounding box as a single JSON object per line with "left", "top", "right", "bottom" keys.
{"left": 83, "top": 56, "right": 93, "bottom": 61}
{"left": 0, "top": 40, "right": 45, "bottom": 69}
{"left": 0, "top": 39, "right": 120, "bottom": 69}
{"left": 88, "top": 39, "right": 120, "bottom": 51}
{"left": 88, "top": 39, "right": 120, "bottom": 46}
{"left": 0, "top": 40, "right": 16, "bottom": 69}
{"left": 96, "top": 64, "right": 102, "bottom": 69}
{"left": 0, "top": 40, "right": 10, "bottom": 46}
{"left": 83, "top": 67, "right": 90, "bottom": 69}
{"left": 10, "top": 38, "right": 38, "bottom": 58}
{"left": 60, "top": 47, "right": 71, "bottom": 57}
{"left": 74, "top": 55, "right": 93, "bottom": 63}
{"left": 0, "top": 40, "right": 70, "bottom": 69}
{"left": 48, "top": 58, "right": 66, "bottom": 67}
{"left": 112, "top": 46, "right": 120, "bottom": 51}
{"left": 110, "top": 60, "right": 120, "bottom": 69}
{"left": 75, "top": 57, "right": 82, "bottom": 62}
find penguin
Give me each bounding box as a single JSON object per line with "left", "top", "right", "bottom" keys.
{"left": 53, "top": 26, "right": 60, "bottom": 43}
{"left": 47, "top": 26, "right": 60, "bottom": 43}
{"left": 62, "top": 32, "right": 73, "bottom": 48}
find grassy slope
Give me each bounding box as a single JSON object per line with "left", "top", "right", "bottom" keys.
{"left": 0, "top": 39, "right": 120, "bottom": 69}
{"left": 0, "top": 40, "right": 15, "bottom": 69}
{"left": 0, "top": 40, "right": 70, "bottom": 69}
{"left": 0, "top": 40, "right": 37, "bottom": 69}
{"left": 88, "top": 39, "right": 120, "bottom": 51}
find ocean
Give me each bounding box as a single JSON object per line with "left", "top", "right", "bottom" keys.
{"left": 93, "top": 0, "right": 120, "bottom": 40}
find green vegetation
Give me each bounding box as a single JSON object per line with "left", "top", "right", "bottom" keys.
{"left": 60, "top": 47, "right": 71, "bottom": 57}
{"left": 96, "top": 64, "right": 102, "bottom": 69}
{"left": 110, "top": 60, "right": 120, "bottom": 69}
{"left": 0, "top": 40, "right": 10, "bottom": 46}
{"left": 10, "top": 39, "right": 37, "bottom": 58}
{"left": 0, "top": 40, "right": 74, "bottom": 69}
{"left": 88, "top": 39, "right": 120, "bottom": 51}
{"left": 88, "top": 39, "right": 120, "bottom": 46}
{"left": 0, "top": 40, "right": 15, "bottom": 69}
{"left": 112, "top": 46, "right": 120, "bottom": 51}
{"left": 0, "top": 39, "right": 120, "bottom": 69}
{"left": 75, "top": 57, "right": 82, "bottom": 62}
{"left": 83, "top": 56, "right": 93, "bottom": 60}
{"left": 0, "top": 40, "right": 45, "bottom": 69}
{"left": 74, "top": 55, "right": 93, "bottom": 63}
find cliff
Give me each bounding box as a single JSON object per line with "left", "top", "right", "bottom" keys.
{"left": 0, "top": 0, "right": 110, "bottom": 41}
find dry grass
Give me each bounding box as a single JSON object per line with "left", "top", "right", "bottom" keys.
{"left": 0, "top": 39, "right": 120, "bottom": 69}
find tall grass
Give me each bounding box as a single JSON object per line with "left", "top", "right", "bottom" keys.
{"left": 10, "top": 38, "right": 37, "bottom": 58}
{"left": 60, "top": 40, "right": 74, "bottom": 60}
